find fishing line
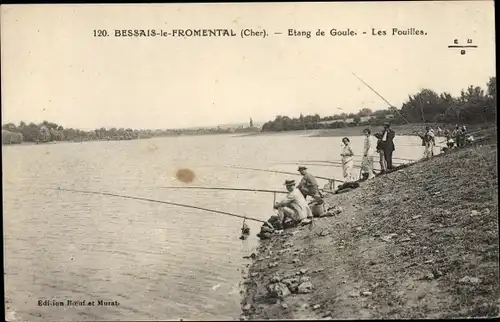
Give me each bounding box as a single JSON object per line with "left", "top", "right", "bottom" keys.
{"left": 352, "top": 72, "right": 411, "bottom": 124}
{"left": 51, "top": 187, "right": 269, "bottom": 224}
{"left": 154, "top": 186, "right": 288, "bottom": 194}
{"left": 275, "top": 161, "right": 387, "bottom": 172}
{"left": 295, "top": 155, "right": 417, "bottom": 163}
{"left": 220, "top": 165, "right": 345, "bottom": 183}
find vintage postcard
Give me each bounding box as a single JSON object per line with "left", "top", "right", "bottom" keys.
{"left": 2, "top": 1, "right": 497, "bottom": 321}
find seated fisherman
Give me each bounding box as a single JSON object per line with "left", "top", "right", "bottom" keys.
{"left": 274, "top": 179, "right": 312, "bottom": 227}
{"left": 297, "top": 166, "right": 320, "bottom": 199}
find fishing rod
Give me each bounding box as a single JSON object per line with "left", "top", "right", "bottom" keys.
{"left": 354, "top": 156, "right": 415, "bottom": 163}
{"left": 275, "top": 160, "right": 344, "bottom": 166}
{"left": 51, "top": 187, "right": 269, "bottom": 224}
{"left": 352, "top": 72, "right": 411, "bottom": 124}
{"left": 223, "top": 165, "right": 344, "bottom": 183}
{"left": 155, "top": 186, "right": 288, "bottom": 194}
{"left": 307, "top": 159, "right": 406, "bottom": 166}
{"left": 295, "top": 156, "right": 416, "bottom": 163}
{"left": 351, "top": 72, "right": 497, "bottom": 139}
{"left": 275, "top": 161, "right": 384, "bottom": 171}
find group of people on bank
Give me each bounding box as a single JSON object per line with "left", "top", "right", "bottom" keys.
{"left": 271, "top": 122, "right": 476, "bottom": 229}
{"left": 441, "top": 125, "right": 474, "bottom": 150}
{"left": 273, "top": 123, "right": 397, "bottom": 227}
{"left": 341, "top": 122, "right": 396, "bottom": 182}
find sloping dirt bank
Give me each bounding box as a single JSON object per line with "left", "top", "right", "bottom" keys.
{"left": 240, "top": 142, "right": 499, "bottom": 319}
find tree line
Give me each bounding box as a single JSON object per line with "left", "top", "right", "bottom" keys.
{"left": 261, "top": 76, "right": 496, "bottom": 132}
{"left": 1, "top": 121, "right": 257, "bottom": 145}
{"left": 2, "top": 76, "right": 495, "bottom": 144}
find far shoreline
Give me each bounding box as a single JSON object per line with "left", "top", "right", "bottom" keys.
{"left": 235, "top": 123, "right": 492, "bottom": 138}
{"left": 3, "top": 123, "right": 493, "bottom": 146}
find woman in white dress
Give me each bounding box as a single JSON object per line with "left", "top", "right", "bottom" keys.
{"left": 341, "top": 137, "right": 355, "bottom": 182}
{"left": 360, "top": 128, "right": 376, "bottom": 180}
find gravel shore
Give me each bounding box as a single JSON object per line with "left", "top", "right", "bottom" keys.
{"left": 239, "top": 135, "right": 498, "bottom": 319}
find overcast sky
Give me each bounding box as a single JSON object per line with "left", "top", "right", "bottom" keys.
{"left": 1, "top": 2, "right": 495, "bottom": 130}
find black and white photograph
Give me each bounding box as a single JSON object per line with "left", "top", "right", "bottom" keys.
{"left": 2, "top": 2, "right": 498, "bottom": 321}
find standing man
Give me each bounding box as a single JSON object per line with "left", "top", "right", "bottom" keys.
{"left": 381, "top": 122, "right": 396, "bottom": 170}
{"left": 453, "top": 125, "right": 463, "bottom": 147}
{"left": 460, "top": 126, "right": 468, "bottom": 146}
{"left": 418, "top": 126, "right": 436, "bottom": 159}
{"left": 274, "top": 179, "right": 312, "bottom": 227}
{"left": 297, "top": 166, "right": 320, "bottom": 199}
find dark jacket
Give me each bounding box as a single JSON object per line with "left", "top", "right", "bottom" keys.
{"left": 419, "top": 131, "right": 436, "bottom": 146}
{"left": 382, "top": 129, "right": 395, "bottom": 151}
{"left": 298, "top": 173, "right": 318, "bottom": 189}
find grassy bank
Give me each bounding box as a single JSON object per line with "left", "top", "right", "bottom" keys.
{"left": 240, "top": 138, "right": 498, "bottom": 319}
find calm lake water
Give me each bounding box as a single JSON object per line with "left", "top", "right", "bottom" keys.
{"left": 3, "top": 133, "right": 437, "bottom": 321}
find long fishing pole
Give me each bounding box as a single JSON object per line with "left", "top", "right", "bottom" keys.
{"left": 155, "top": 186, "right": 288, "bottom": 194}
{"left": 51, "top": 187, "right": 269, "bottom": 224}
{"left": 275, "top": 160, "right": 344, "bottom": 166}
{"left": 295, "top": 155, "right": 416, "bottom": 163}
{"left": 275, "top": 161, "right": 384, "bottom": 171}
{"left": 295, "top": 160, "right": 405, "bottom": 166}
{"left": 224, "top": 165, "right": 344, "bottom": 183}
{"left": 284, "top": 159, "right": 409, "bottom": 165}
{"left": 352, "top": 72, "right": 491, "bottom": 137}
{"left": 352, "top": 72, "right": 411, "bottom": 124}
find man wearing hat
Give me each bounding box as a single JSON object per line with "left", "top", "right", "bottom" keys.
{"left": 274, "top": 179, "right": 312, "bottom": 226}
{"left": 297, "top": 166, "right": 320, "bottom": 199}
{"left": 381, "top": 122, "right": 396, "bottom": 170}
{"left": 418, "top": 126, "right": 436, "bottom": 159}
